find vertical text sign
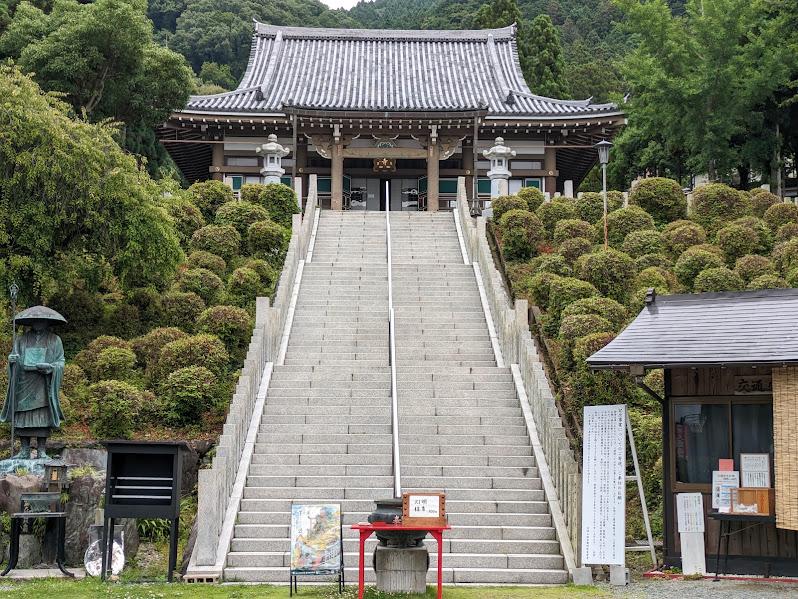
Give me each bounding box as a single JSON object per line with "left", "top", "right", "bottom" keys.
{"left": 581, "top": 404, "right": 626, "bottom": 566}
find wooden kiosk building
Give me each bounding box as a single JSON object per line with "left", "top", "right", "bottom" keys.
{"left": 588, "top": 289, "right": 798, "bottom": 576}
{"left": 161, "top": 23, "right": 624, "bottom": 208}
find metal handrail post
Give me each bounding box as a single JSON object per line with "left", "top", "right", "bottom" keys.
{"left": 386, "top": 199, "right": 401, "bottom": 498}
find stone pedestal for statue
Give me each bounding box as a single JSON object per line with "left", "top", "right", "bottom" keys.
{"left": 374, "top": 545, "right": 428, "bottom": 594}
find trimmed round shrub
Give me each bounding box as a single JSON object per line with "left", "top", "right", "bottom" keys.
{"left": 243, "top": 259, "right": 278, "bottom": 290}
{"left": 692, "top": 183, "right": 751, "bottom": 233}
{"left": 622, "top": 229, "right": 665, "bottom": 258}
{"left": 573, "top": 332, "right": 616, "bottom": 366}
{"left": 776, "top": 223, "right": 798, "bottom": 243}
{"left": 197, "top": 305, "right": 253, "bottom": 357}
{"left": 166, "top": 197, "right": 206, "bottom": 245}
{"left": 94, "top": 347, "right": 138, "bottom": 383}
{"left": 629, "top": 177, "right": 686, "bottom": 224}
{"left": 252, "top": 183, "right": 300, "bottom": 228}
{"left": 74, "top": 336, "right": 131, "bottom": 379}
{"left": 716, "top": 224, "right": 762, "bottom": 265}
{"left": 126, "top": 287, "right": 164, "bottom": 330}
{"left": 763, "top": 202, "right": 798, "bottom": 231}
{"left": 227, "top": 267, "right": 262, "bottom": 307}
{"left": 693, "top": 267, "right": 744, "bottom": 293}
{"left": 517, "top": 271, "right": 560, "bottom": 308}
{"left": 536, "top": 199, "right": 578, "bottom": 240}
{"left": 663, "top": 219, "right": 695, "bottom": 233}
{"left": 691, "top": 243, "right": 725, "bottom": 258}
{"left": 787, "top": 268, "right": 798, "bottom": 287}
{"left": 89, "top": 380, "right": 146, "bottom": 439}
{"left": 215, "top": 201, "right": 270, "bottom": 237}
{"left": 575, "top": 192, "right": 622, "bottom": 223}
{"left": 186, "top": 251, "right": 227, "bottom": 278}
{"left": 558, "top": 237, "right": 593, "bottom": 264}
{"left": 747, "top": 274, "right": 788, "bottom": 290}
{"left": 161, "top": 291, "right": 206, "bottom": 331}
{"left": 529, "top": 253, "right": 572, "bottom": 277}
{"left": 730, "top": 216, "right": 774, "bottom": 254}
{"left": 674, "top": 247, "right": 725, "bottom": 290}
{"left": 601, "top": 206, "right": 655, "bottom": 248}
{"left": 248, "top": 219, "right": 289, "bottom": 263}
{"left": 240, "top": 183, "right": 268, "bottom": 204}
{"left": 749, "top": 188, "right": 769, "bottom": 198}
{"left": 576, "top": 249, "right": 636, "bottom": 303}
{"left": 517, "top": 186, "right": 546, "bottom": 212}
{"left": 498, "top": 209, "right": 544, "bottom": 261}
{"left": 62, "top": 363, "right": 88, "bottom": 397}
{"left": 131, "top": 327, "right": 188, "bottom": 371}
{"left": 190, "top": 224, "right": 241, "bottom": 262}
{"left": 547, "top": 276, "right": 599, "bottom": 331}
{"left": 559, "top": 314, "right": 613, "bottom": 342}
{"left": 734, "top": 254, "right": 776, "bottom": 284}
{"left": 772, "top": 238, "right": 798, "bottom": 273}
{"left": 635, "top": 267, "right": 670, "bottom": 291}
{"left": 175, "top": 267, "right": 225, "bottom": 306}
{"left": 491, "top": 195, "right": 527, "bottom": 221}
{"left": 635, "top": 253, "right": 672, "bottom": 271}
{"left": 752, "top": 191, "right": 781, "bottom": 217}
{"left": 161, "top": 366, "right": 219, "bottom": 427}
{"left": 187, "top": 180, "right": 234, "bottom": 221}
{"left": 553, "top": 219, "right": 594, "bottom": 244}
{"left": 561, "top": 296, "right": 627, "bottom": 332}
{"left": 157, "top": 333, "right": 229, "bottom": 379}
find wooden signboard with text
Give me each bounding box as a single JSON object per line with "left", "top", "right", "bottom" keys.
{"left": 402, "top": 492, "right": 447, "bottom": 527}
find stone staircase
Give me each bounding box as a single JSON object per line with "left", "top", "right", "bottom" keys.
{"left": 390, "top": 211, "right": 568, "bottom": 584}
{"left": 223, "top": 209, "right": 567, "bottom": 585}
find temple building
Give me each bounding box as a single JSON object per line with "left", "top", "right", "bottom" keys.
{"left": 162, "top": 22, "right": 625, "bottom": 210}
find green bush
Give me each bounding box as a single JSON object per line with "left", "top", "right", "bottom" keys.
{"left": 186, "top": 251, "right": 227, "bottom": 278}
{"left": 786, "top": 268, "right": 798, "bottom": 287}
{"left": 576, "top": 249, "right": 636, "bottom": 303}
{"left": 94, "top": 347, "right": 138, "bottom": 383}
{"left": 529, "top": 253, "right": 572, "bottom": 277}
{"left": 248, "top": 219, "right": 289, "bottom": 263}
{"left": 747, "top": 274, "right": 788, "bottom": 290}
{"left": 763, "top": 202, "right": 798, "bottom": 231}
{"left": 674, "top": 247, "right": 725, "bottom": 290}
{"left": 572, "top": 332, "right": 616, "bottom": 366}
{"left": 692, "top": 183, "right": 751, "bottom": 233}
{"left": 498, "top": 209, "right": 544, "bottom": 261}
{"left": 126, "top": 287, "right": 164, "bottom": 330}
{"left": 635, "top": 267, "right": 670, "bottom": 291}
{"left": 102, "top": 302, "right": 142, "bottom": 340}
{"left": 187, "top": 180, "right": 234, "bottom": 221}
{"left": 240, "top": 183, "right": 268, "bottom": 204}
{"left": 716, "top": 224, "right": 762, "bottom": 265}
{"left": 561, "top": 296, "right": 627, "bottom": 331}
{"left": 157, "top": 333, "right": 229, "bottom": 380}
{"left": 190, "top": 225, "right": 241, "bottom": 262}
{"left": 175, "top": 267, "right": 225, "bottom": 306}
{"left": 491, "top": 195, "right": 527, "bottom": 221}
{"left": 629, "top": 177, "right": 685, "bottom": 224}
{"left": 601, "top": 206, "right": 655, "bottom": 248}
{"left": 621, "top": 230, "right": 666, "bottom": 258}
{"left": 161, "top": 291, "right": 206, "bottom": 331}
{"left": 730, "top": 216, "right": 774, "bottom": 254}
{"left": 197, "top": 305, "right": 252, "bottom": 359}
{"left": 536, "top": 199, "right": 578, "bottom": 240}
{"left": 558, "top": 238, "right": 593, "bottom": 264}
{"left": 243, "top": 259, "right": 278, "bottom": 292}
{"left": 558, "top": 314, "right": 612, "bottom": 344}
{"left": 547, "top": 276, "right": 599, "bottom": 334}
{"left": 60, "top": 364, "right": 90, "bottom": 425}
{"left": 215, "top": 201, "right": 270, "bottom": 237}
{"left": 777, "top": 223, "right": 798, "bottom": 243}
{"left": 693, "top": 267, "right": 744, "bottom": 293}
{"left": 165, "top": 197, "right": 206, "bottom": 245}
{"left": 752, "top": 191, "right": 781, "bottom": 217}
{"left": 131, "top": 327, "right": 188, "bottom": 371}
{"left": 553, "top": 219, "right": 594, "bottom": 244}
{"left": 662, "top": 219, "right": 694, "bottom": 233}
{"left": 517, "top": 272, "right": 561, "bottom": 308}
{"left": 74, "top": 336, "right": 131, "bottom": 379}
{"left": 635, "top": 253, "right": 673, "bottom": 271}
{"left": 89, "top": 380, "right": 146, "bottom": 439}
{"left": 575, "top": 192, "right": 622, "bottom": 223}
{"left": 734, "top": 254, "right": 776, "bottom": 283}
{"left": 518, "top": 186, "right": 546, "bottom": 212}
{"left": 161, "top": 366, "right": 218, "bottom": 427}
{"left": 252, "top": 183, "right": 299, "bottom": 229}
{"left": 772, "top": 238, "right": 798, "bottom": 273}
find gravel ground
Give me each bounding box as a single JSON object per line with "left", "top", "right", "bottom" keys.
{"left": 601, "top": 577, "right": 798, "bottom": 598}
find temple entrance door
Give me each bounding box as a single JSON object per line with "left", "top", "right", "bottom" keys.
{"left": 379, "top": 179, "right": 390, "bottom": 211}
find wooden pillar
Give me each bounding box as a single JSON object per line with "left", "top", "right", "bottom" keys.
{"left": 296, "top": 139, "right": 308, "bottom": 210}
{"left": 462, "top": 141, "right": 474, "bottom": 201}
{"left": 211, "top": 143, "right": 224, "bottom": 181}
{"left": 427, "top": 141, "right": 440, "bottom": 212}
{"left": 331, "top": 141, "right": 343, "bottom": 210}
{"left": 544, "top": 147, "right": 557, "bottom": 196}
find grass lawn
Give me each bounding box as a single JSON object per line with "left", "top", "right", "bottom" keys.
{"left": 0, "top": 580, "right": 609, "bottom": 599}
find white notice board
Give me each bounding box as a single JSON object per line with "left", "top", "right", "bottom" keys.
{"left": 581, "top": 404, "right": 626, "bottom": 566}
{"left": 740, "top": 453, "right": 770, "bottom": 488}
{"left": 677, "top": 493, "right": 705, "bottom": 533}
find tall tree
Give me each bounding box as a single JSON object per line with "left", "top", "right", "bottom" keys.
{"left": 526, "top": 14, "right": 568, "bottom": 97}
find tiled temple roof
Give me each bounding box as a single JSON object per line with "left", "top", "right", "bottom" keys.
{"left": 184, "top": 23, "right": 619, "bottom": 118}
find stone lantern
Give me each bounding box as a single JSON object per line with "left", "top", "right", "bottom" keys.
{"left": 483, "top": 136, "right": 516, "bottom": 198}
{"left": 256, "top": 134, "right": 291, "bottom": 184}
{"left": 42, "top": 458, "right": 71, "bottom": 492}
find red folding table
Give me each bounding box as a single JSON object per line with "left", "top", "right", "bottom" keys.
{"left": 350, "top": 522, "right": 451, "bottom": 599}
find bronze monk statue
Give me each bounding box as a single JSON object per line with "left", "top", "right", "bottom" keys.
{"left": 2, "top": 306, "right": 66, "bottom": 460}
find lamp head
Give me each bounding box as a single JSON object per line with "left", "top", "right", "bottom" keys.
{"left": 595, "top": 140, "right": 613, "bottom": 165}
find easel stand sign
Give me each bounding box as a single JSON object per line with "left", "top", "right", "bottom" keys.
{"left": 580, "top": 404, "right": 656, "bottom": 586}
{"left": 289, "top": 504, "right": 344, "bottom": 596}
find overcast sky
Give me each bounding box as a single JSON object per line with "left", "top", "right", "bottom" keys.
{"left": 322, "top": 0, "right": 361, "bottom": 8}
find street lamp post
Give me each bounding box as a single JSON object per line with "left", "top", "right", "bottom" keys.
{"left": 595, "top": 140, "right": 613, "bottom": 250}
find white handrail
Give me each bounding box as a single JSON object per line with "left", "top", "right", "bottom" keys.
{"left": 386, "top": 203, "right": 401, "bottom": 498}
